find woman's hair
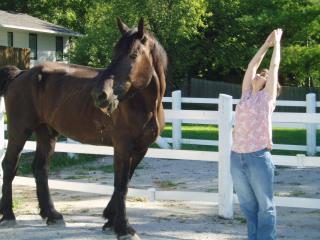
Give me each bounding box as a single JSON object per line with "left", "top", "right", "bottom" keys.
{"left": 259, "top": 68, "right": 281, "bottom": 97}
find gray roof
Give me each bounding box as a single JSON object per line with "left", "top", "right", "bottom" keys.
{"left": 0, "top": 10, "right": 82, "bottom": 37}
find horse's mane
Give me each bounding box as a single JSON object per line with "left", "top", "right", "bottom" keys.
{"left": 147, "top": 32, "right": 167, "bottom": 99}
{"left": 149, "top": 33, "right": 168, "bottom": 73}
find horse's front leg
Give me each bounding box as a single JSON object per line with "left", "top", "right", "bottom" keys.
{"left": 103, "top": 148, "right": 147, "bottom": 233}
{"left": 102, "top": 192, "right": 117, "bottom": 230}
{"left": 103, "top": 140, "right": 140, "bottom": 240}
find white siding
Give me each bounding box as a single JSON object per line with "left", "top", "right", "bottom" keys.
{"left": 0, "top": 28, "right": 29, "bottom": 48}
{"left": 36, "top": 33, "right": 55, "bottom": 64}
{"left": 0, "top": 27, "right": 71, "bottom": 67}
{"left": 32, "top": 34, "right": 69, "bottom": 66}
{"left": 63, "top": 36, "right": 70, "bottom": 63}
{"left": 13, "top": 31, "right": 29, "bottom": 48}
{"left": 0, "top": 29, "right": 6, "bottom": 45}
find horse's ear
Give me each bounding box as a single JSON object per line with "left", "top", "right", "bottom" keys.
{"left": 117, "top": 17, "right": 129, "bottom": 35}
{"left": 137, "top": 17, "right": 144, "bottom": 39}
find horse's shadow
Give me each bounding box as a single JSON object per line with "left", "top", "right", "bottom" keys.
{"left": 0, "top": 203, "right": 245, "bottom": 240}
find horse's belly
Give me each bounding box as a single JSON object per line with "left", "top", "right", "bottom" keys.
{"left": 49, "top": 118, "right": 113, "bottom": 146}
{"left": 64, "top": 132, "right": 113, "bottom": 146}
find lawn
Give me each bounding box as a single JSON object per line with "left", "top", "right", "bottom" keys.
{"left": 17, "top": 123, "right": 319, "bottom": 175}
{"left": 159, "top": 123, "right": 319, "bottom": 155}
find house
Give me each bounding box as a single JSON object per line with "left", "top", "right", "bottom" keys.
{"left": 0, "top": 10, "right": 81, "bottom": 67}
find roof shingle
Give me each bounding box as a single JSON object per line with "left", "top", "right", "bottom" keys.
{"left": 0, "top": 10, "right": 82, "bottom": 37}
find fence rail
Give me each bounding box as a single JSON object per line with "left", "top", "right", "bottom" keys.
{"left": 11, "top": 176, "right": 320, "bottom": 210}
{"left": 162, "top": 91, "right": 319, "bottom": 156}
{"left": 163, "top": 97, "right": 309, "bottom": 107}
{"left": 0, "top": 93, "right": 320, "bottom": 219}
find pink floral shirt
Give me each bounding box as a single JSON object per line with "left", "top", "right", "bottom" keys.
{"left": 232, "top": 89, "right": 276, "bottom": 153}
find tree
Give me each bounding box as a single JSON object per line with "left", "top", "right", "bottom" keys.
{"left": 196, "top": 0, "right": 320, "bottom": 87}
{"left": 0, "top": 0, "right": 90, "bottom": 33}
{"left": 1, "top": 0, "right": 319, "bottom": 88}
{"left": 70, "top": 0, "right": 209, "bottom": 89}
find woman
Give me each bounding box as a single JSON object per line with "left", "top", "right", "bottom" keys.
{"left": 231, "top": 29, "right": 283, "bottom": 240}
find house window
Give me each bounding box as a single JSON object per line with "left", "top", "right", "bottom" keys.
{"left": 56, "top": 36, "right": 63, "bottom": 61}
{"left": 29, "top": 33, "right": 37, "bottom": 60}
{"left": 7, "top": 32, "right": 13, "bottom": 47}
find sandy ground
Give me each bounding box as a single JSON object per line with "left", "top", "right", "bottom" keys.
{"left": 0, "top": 156, "right": 320, "bottom": 240}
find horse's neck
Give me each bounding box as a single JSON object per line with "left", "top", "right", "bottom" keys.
{"left": 141, "top": 76, "right": 161, "bottom": 111}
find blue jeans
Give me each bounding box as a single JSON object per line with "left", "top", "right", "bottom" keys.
{"left": 230, "top": 148, "right": 276, "bottom": 240}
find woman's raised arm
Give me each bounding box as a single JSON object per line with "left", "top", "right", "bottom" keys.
{"left": 241, "top": 31, "right": 274, "bottom": 95}
{"left": 266, "top": 28, "right": 283, "bottom": 101}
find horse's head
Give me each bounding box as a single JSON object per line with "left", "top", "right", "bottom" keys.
{"left": 92, "top": 17, "right": 162, "bottom": 115}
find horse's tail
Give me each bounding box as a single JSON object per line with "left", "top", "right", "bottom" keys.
{"left": 0, "top": 65, "right": 22, "bottom": 96}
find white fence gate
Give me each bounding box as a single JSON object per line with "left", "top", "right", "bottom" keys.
{"left": 0, "top": 93, "right": 319, "bottom": 219}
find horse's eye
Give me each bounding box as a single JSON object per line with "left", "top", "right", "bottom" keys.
{"left": 141, "top": 35, "right": 147, "bottom": 44}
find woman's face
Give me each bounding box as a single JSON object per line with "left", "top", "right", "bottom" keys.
{"left": 252, "top": 72, "right": 268, "bottom": 91}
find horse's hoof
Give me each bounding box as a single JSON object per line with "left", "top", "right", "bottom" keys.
{"left": 46, "top": 218, "right": 66, "bottom": 226}
{"left": 118, "top": 233, "right": 141, "bottom": 240}
{"left": 0, "top": 219, "right": 17, "bottom": 227}
{"left": 102, "top": 228, "right": 114, "bottom": 238}
{"left": 102, "top": 220, "right": 114, "bottom": 232}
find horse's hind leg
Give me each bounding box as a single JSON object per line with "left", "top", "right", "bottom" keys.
{"left": 0, "top": 131, "right": 31, "bottom": 225}
{"left": 32, "top": 125, "right": 63, "bottom": 225}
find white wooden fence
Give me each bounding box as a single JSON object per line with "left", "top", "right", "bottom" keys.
{"left": 163, "top": 91, "right": 319, "bottom": 156}
{"left": 0, "top": 93, "right": 319, "bottom": 219}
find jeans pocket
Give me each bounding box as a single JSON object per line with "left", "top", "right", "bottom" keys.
{"left": 251, "top": 148, "right": 268, "bottom": 158}
{"left": 265, "top": 151, "right": 276, "bottom": 170}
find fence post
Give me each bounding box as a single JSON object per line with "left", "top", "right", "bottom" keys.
{"left": 218, "top": 94, "right": 233, "bottom": 219}
{"left": 306, "top": 93, "right": 316, "bottom": 156}
{"left": 155, "top": 136, "right": 171, "bottom": 149}
{"left": 67, "top": 138, "right": 78, "bottom": 159}
{"left": 147, "top": 188, "right": 156, "bottom": 202}
{"left": 172, "top": 90, "right": 182, "bottom": 149}
{"left": 0, "top": 98, "right": 5, "bottom": 199}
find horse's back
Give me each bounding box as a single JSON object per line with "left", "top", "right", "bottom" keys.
{"left": 4, "top": 62, "right": 103, "bottom": 134}
{"left": 32, "top": 62, "right": 102, "bottom": 80}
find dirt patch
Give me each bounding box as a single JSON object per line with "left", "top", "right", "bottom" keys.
{"left": 1, "top": 156, "right": 320, "bottom": 240}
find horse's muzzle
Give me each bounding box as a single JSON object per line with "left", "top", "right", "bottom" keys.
{"left": 92, "top": 90, "right": 119, "bottom": 115}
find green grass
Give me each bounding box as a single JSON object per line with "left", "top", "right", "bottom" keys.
{"left": 85, "top": 164, "right": 114, "bottom": 173}
{"left": 159, "top": 124, "right": 319, "bottom": 155}
{"left": 12, "top": 196, "right": 23, "bottom": 210}
{"left": 82, "top": 163, "right": 114, "bottom": 173}
{"left": 162, "top": 124, "right": 219, "bottom": 140}
{"left": 154, "top": 180, "right": 180, "bottom": 189}
{"left": 235, "top": 216, "right": 247, "bottom": 224}
{"left": 64, "top": 175, "right": 88, "bottom": 180}
{"left": 100, "top": 164, "right": 114, "bottom": 173}
{"left": 18, "top": 153, "right": 100, "bottom": 175}
{"left": 273, "top": 128, "right": 307, "bottom": 145}
{"left": 275, "top": 190, "right": 306, "bottom": 197}
{"left": 15, "top": 124, "right": 319, "bottom": 175}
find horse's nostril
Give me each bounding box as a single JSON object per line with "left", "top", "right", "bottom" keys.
{"left": 97, "top": 92, "right": 107, "bottom": 101}
{"left": 92, "top": 91, "right": 110, "bottom": 108}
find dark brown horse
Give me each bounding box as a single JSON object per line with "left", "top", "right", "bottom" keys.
{"left": 0, "top": 18, "right": 167, "bottom": 240}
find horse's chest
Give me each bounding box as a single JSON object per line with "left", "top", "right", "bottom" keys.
{"left": 136, "top": 115, "right": 159, "bottom": 147}
{"left": 112, "top": 101, "right": 161, "bottom": 147}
